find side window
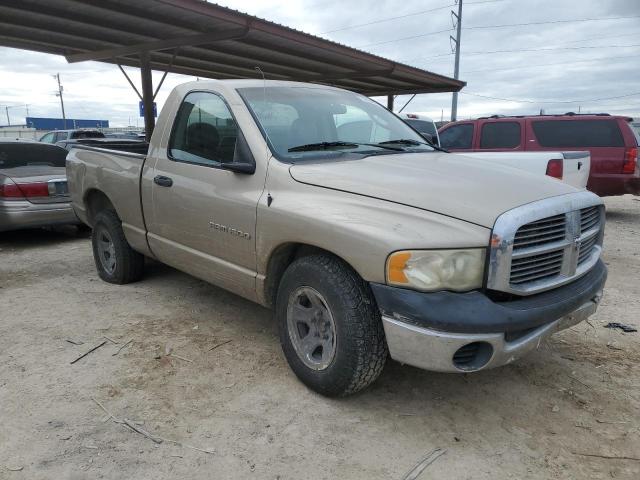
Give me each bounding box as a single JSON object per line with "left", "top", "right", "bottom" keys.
{"left": 54, "top": 132, "right": 68, "bottom": 142}
{"left": 169, "top": 91, "right": 239, "bottom": 166}
{"left": 439, "top": 124, "right": 474, "bottom": 149}
{"left": 532, "top": 120, "right": 624, "bottom": 147}
{"left": 480, "top": 122, "right": 521, "bottom": 149}
{"left": 40, "top": 132, "right": 55, "bottom": 143}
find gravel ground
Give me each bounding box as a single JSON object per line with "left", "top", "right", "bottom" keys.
{"left": 0, "top": 195, "right": 638, "bottom": 480}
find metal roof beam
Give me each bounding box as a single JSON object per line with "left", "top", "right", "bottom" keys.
{"left": 65, "top": 27, "right": 249, "bottom": 63}
{"left": 299, "top": 68, "right": 396, "bottom": 82}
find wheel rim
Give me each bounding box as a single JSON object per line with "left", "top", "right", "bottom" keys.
{"left": 96, "top": 227, "right": 117, "bottom": 275}
{"left": 286, "top": 286, "right": 337, "bottom": 371}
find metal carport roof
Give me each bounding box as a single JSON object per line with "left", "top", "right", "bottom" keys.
{"left": 0, "top": 0, "right": 465, "bottom": 136}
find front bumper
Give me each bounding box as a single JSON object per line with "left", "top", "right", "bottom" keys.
{"left": 0, "top": 199, "right": 79, "bottom": 232}
{"left": 371, "top": 260, "right": 607, "bottom": 373}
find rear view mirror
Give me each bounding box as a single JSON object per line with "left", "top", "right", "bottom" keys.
{"left": 328, "top": 103, "right": 347, "bottom": 114}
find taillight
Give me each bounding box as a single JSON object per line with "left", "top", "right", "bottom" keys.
{"left": 0, "top": 178, "right": 49, "bottom": 199}
{"left": 546, "top": 159, "right": 563, "bottom": 179}
{"left": 622, "top": 147, "right": 638, "bottom": 174}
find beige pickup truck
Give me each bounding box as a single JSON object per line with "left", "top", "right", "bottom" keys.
{"left": 67, "top": 80, "right": 607, "bottom": 397}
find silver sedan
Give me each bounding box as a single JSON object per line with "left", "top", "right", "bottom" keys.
{"left": 0, "top": 140, "right": 79, "bottom": 232}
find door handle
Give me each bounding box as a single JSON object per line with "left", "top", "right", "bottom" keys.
{"left": 154, "top": 175, "right": 173, "bottom": 187}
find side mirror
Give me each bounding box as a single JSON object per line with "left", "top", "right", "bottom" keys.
{"left": 221, "top": 162, "right": 255, "bottom": 174}
{"left": 224, "top": 129, "right": 256, "bottom": 174}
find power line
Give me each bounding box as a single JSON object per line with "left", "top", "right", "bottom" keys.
{"left": 465, "top": 0, "right": 508, "bottom": 4}
{"left": 418, "top": 43, "right": 640, "bottom": 60}
{"left": 321, "top": 4, "right": 455, "bottom": 34}
{"left": 357, "top": 28, "right": 452, "bottom": 48}
{"left": 462, "top": 53, "right": 640, "bottom": 74}
{"left": 461, "top": 91, "right": 640, "bottom": 104}
{"left": 464, "top": 15, "right": 640, "bottom": 30}
{"left": 357, "top": 14, "right": 640, "bottom": 50}
{"left": 557, "top": 31, "right": 637, "bottom": 45}
{"left": 321, "top": 0, "right": 507, "bottom": 35}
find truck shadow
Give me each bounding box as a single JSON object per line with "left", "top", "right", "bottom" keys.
{"left": 0, "top": 226, "right": 90, "bottom": 249}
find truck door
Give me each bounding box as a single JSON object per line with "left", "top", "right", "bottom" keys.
{"left": 143, "top": 90, "right": 265, "bottom": 301}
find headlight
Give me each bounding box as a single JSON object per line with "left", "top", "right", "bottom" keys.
{"left": 386, "top": 249, "right": 486, "bottom": 292}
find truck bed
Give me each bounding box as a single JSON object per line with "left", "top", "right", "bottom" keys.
{"left": 453, "top": 151, "right": 590, "bottom": 189}
{"left": 66, "top": 145, "right": 150, "bottom": 255}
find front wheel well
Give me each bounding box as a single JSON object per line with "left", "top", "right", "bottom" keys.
{"left": 263, "top": 243, "right": 357, "bottom": 308}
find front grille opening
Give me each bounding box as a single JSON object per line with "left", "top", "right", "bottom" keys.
{"left": 510, "top": 248, "right": 564, "bottom": 285}
{"left": 513, "top": 214, "right": 566, "bottom": 250}
{"left": 580, "top": 206, "right": 600, "bottom": 233}
{"left": 578, "top": 235, "right": 598, "bottom": 265}
{"left": 452, "top": 342, "right": 494, "bottom": 371}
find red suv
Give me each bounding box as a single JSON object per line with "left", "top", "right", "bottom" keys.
{"left": 438, "top": 114, "right": 639, "bottom": 196}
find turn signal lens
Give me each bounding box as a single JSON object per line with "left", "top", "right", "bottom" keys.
{"left": 622, "top": 147, "right": 637, "bottom": 174}
{"left": 386, "top": 249, "right": 485, "bottom": 292}
{"left": 387, "top": 252, "right": 411, "bottom": 283}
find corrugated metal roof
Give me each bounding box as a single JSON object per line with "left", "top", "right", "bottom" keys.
{"left": 0, "top": 0, "right": 465, "bottom": 96}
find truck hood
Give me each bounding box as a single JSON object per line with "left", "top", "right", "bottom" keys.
{"left": 289, "top": 152, "right": 577, "bottom": 228}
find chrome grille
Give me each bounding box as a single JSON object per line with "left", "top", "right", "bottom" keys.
{"left": 578, "top": 234, "right": 598, "bottom": 265}
{"left": 580, "top": 206, "right": 600, "bottom": 234}
{"left": 513, "top": 214, "right": 566, "bottom": 249}
{"left": 487, "top": 192, "right": 605, "bottom": 296}
{"left": 510, "top": 248, "right": 564, "bottom": 284}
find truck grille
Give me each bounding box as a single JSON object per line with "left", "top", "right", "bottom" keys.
{"left": 487, "top": 192, "right": 604, "bottom": 296}
{"left": 580, "top": 206, "right": 600, "bottom": 233}
{"left": 510, "top": 248, "right": 564, "bottom": 285}
{"left": 513, "top": 214, "right": 566, "bottom": 249}
{"left": 578, "top": 233, "right": 598, "bottom": 265}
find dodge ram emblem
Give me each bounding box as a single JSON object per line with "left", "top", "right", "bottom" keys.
{"left": 573, "top": 236, "right": 581, "bottom": 252}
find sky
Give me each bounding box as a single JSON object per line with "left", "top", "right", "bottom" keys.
{"left": 0, "top": 0, "right": 639, "bottom": 127}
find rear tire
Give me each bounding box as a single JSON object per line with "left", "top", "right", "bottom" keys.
{"left": 276, "top": 254, "right": 387, "bottom": 397}
{"left": 91, "top": 210, "right": 144, "bottom": 284}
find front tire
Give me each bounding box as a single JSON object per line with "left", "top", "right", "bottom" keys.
{"left": 91, "top": 210, "right": 144, "bottom": 284}
{"left": 276, "top": 254, "right": 387, "bottom": 397}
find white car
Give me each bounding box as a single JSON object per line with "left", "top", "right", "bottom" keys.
{"left": 398, "top": 113, "right": 440, "bottom": 146}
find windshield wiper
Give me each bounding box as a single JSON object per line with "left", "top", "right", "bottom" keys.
{"left": 288, "top": 141, "right": 403, "bottom": 153}
{"left": 288, "top": 141, "right": 359, "bottom": 152}
{"left": 380, "top": 138, "right": 449, "bottom": 153}
{"left": 379, "top": 139, "right": 424, "bottom": 146}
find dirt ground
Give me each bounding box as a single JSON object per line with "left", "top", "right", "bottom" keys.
{"left": 0, "top": 196, "right": 638, "bottom": 480}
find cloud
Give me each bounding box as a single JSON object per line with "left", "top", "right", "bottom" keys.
{"left": 1, "top": 0, "right": 638, "bottom": 127}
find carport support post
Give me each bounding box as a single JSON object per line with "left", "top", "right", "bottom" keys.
{"left": 387, "top": 95, "right": 394, "bottom": 111}
{"left": 140, "top": 52, "right": 155, "bottom": 142}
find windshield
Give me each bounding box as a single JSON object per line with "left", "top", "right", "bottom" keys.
{"left": 238, "top": 86, "right": 433, "bottom": 161}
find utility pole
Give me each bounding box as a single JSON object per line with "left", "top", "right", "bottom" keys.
{"left": 450, "top": 0, "right": 463, "bottom": 121}
{"left": 53, "top": 73, "right": 67, "bottom": 128}
{"left": 5, "top": 106, "right": 10, "bottom": 126}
